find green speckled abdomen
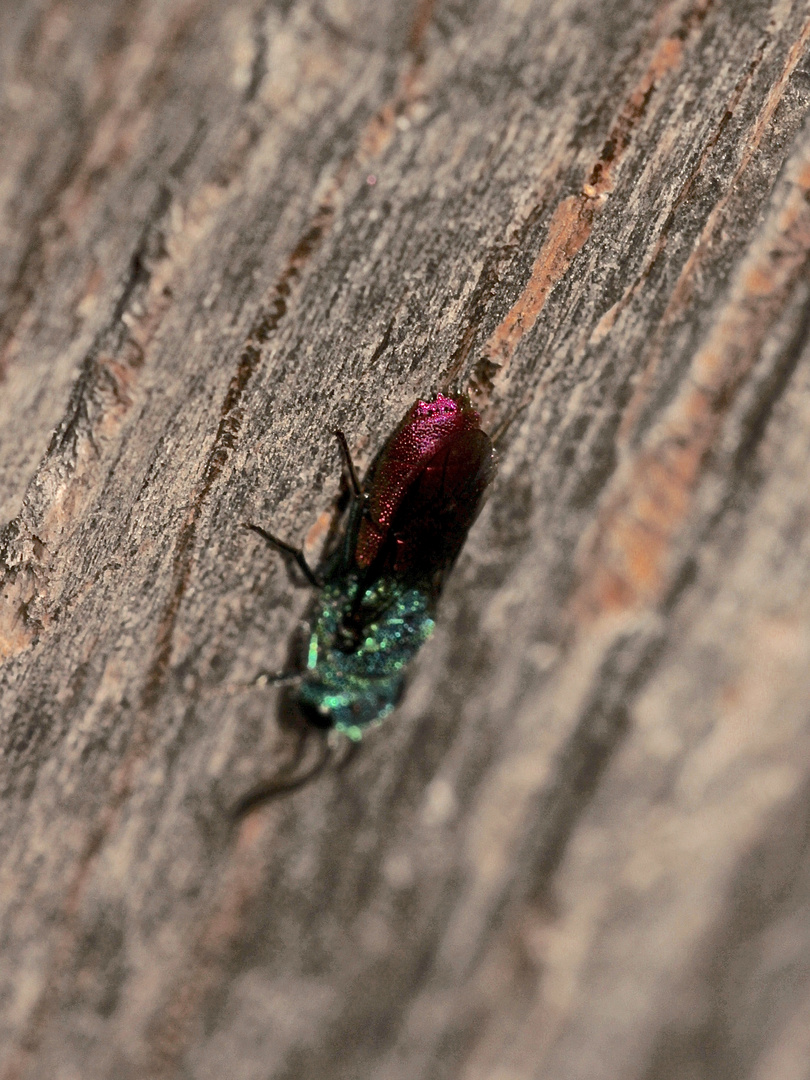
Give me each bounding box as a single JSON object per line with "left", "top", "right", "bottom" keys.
{"left": 298, "top": 577, "right": 436, "bottom": 740}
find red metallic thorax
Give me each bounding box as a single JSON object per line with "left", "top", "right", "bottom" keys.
{"left": 354, "top": 394, "right": 482, "bottom": 570}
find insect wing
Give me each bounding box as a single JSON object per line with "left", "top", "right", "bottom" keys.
{"left": 354, "top": 394, "right": 481, "bottom": 569}
{"left": 388, "top": 426, "right": 496, "bottom": 577}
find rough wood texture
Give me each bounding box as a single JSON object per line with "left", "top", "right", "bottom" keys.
{"left": 2, "top": 0, "right": 810, "bottom": 1076}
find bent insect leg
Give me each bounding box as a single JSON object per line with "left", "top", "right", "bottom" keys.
{"left": 334, "top": 429, "right": 363, "bottom": 500}
{"left": 243, "top": 523, "right": 321, "bottom": 588}
{"left": 229, "top": 729, "right": 330, "bottom": 816}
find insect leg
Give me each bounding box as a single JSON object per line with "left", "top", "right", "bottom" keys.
{"left": 330, "top": 730, "right": 360, "bottom": 772}
{"left": 229, "top": 730, "right": 331, "bottom": 817}
{"left": 250, "top": 669, "right": 301, "bottom": 686}
{"left": 216, "top": 668, "right": 301, "bottom": 693}
{"left": 489, "top": 393, "right": 531, "bottom": 446}
{"left": 334, "top": 429, "right": 388, "bottom": 536}
{"left": 334, "top": 429, "right": 363, "bottom": 500}
{"left": 243, "top": 523, "right": 321, "bottom": 588}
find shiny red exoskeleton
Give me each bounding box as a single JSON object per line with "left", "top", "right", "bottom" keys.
{"left": 353, "top": 393, "right": 495, "bottom": 579}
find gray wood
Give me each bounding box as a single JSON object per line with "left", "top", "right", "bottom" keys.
{"left": 1, "top": 0, "right": 810, "bottom": 1076}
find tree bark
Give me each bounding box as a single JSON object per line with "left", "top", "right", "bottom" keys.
{"left": 1, "top": 0, "right": 810, "bottom": 1077}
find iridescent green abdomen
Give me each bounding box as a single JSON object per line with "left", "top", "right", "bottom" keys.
{"left": 298, "top": 576, "right": 436, "bottom": 740}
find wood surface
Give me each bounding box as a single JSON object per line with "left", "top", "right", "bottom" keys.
{"left": 2, "top": 0, "right": 810, "bottom": 1076}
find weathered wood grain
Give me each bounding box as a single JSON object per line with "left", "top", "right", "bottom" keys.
{"left": 1, "top": 0, "right": 810, "bottom": 1076}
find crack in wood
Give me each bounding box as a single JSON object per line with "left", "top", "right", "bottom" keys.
{"left": 609, "top": 11, "right": 810, "bottom": 444}
{"left": 466, "top": 0, "right": 715, "bottom": 404}
{"left": 573, "top": 131, "right": 810, "bottom": 622}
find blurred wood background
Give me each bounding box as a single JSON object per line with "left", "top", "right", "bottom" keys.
{"left": 2, "top": 0, "right": 810, "bottom": 1077}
